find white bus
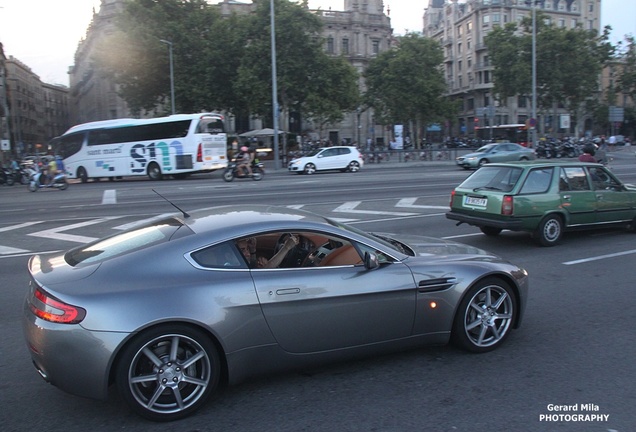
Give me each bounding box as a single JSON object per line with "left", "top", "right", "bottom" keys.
{"left": 52, "top": 113, "right": 228, "bottom": 182}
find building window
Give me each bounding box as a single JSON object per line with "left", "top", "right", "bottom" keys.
{"left": 458, "top": 60, "right": 462, "bottom": 71}
{"left": 467, "top": 21, "right": 472, "bottom": 32}
{"left": 342, "top": 38, "right": 349, "bottom": 55}
{"left": 588, "top": 2, "right": 594, "bottom": 12}
{"left": 457, "top": 42, "right": 462, "bottom": 54}
{"left": 558, "top": 18, "right": 565, "bottom": 27}
{"left": 571, "top": 18, "right": 578, "bottom": 28}
{"left": 518, "top": 96, "right": 527, "bottom": 108}
{"left": 372, "top": 39, "right": 380, "bottom": 55}
{"left": 327, "top": 37, "right": 334, "bottom": 54}
{"left": 483, "top": 15, "right": 490, "bottom": 26}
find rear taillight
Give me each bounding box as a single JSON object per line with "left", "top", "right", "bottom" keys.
{"left": 502, "top": 195, "right": 514, "bottom": 215}
{"left": 449, "top": 190, "right": 456, "bottom": 208}
{"left": 28, "top": 287, "right": 86, "bottom": 324}
{"left": 196, "top": 143, "right": 203, "bottom": 162}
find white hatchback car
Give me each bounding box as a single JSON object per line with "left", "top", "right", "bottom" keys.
{"left": 288, "top": 146, "right": 364, "bottom": 174}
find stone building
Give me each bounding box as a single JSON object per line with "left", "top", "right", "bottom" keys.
{"left": 68, "top": 0, "right": 397, "bottom": 147}
{"left": 423, "top": 0, "right": 602, "bottom": 138}
{"left": 69, "top": 0, "right": 132, "bottom": 125}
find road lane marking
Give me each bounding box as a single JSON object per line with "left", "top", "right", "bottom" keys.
{"left": 28, "top": 217, "right": 123, "bottom": 243}
{"left": 102, "top": 190, "right": 117, "bottom": 204}
{"left": 0, "top": 221, "right": 42, "bottom": 232}
{"left": 396, "top": 198, "right": 449, "bottom": 210}
{"left": 0, "top": 245, "right": 30, "bottom": 255}
{"left": 334, "top": 201, "right": 417, "bottom": 216}
{"left": 563, "top": 249, "right": 636, "bottom": 265}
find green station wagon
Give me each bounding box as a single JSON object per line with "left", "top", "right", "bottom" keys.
{"left": 446, "top": 161, "right": 636, "bottom": 246}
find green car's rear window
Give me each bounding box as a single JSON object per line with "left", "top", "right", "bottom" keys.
{"left": 458, "top": 166, "right": 524, "bottom": 192}
{"left": 65, "top": 217, "right": 191, "bottom": 266}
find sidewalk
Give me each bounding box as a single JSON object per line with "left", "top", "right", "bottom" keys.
{"left": 262, "top": 150, "right": 462, "bottom": 174}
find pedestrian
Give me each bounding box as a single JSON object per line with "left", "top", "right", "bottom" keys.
{"left": 578, "top": 144, "right": 596, "bottom": 162}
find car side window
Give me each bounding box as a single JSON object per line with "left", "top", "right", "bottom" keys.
{"left": 338, "top": 148, "right": 351, "bottom": 155}
{"left": 561, "top": 167, "right": 590, "bottom": 191}
{"left": 587, "top": 167, "right": 621, "bottom": 191}
{"left": 190, "top": 241, "right": 246, "bottom": 269}
{"left": 321, "top": 149, "right": 337, "bottom": 157}
{"left": 520, "top": 167, "right": 553, "bottom": 194}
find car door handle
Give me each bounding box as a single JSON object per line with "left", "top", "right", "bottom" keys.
{"left": 275, "top": 288, "right": 301, "bottom": 296}
{"left": 562, "top": 194, "right": 571, "bottom": 201}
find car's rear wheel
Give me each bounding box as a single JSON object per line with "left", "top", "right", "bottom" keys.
{"left": 116, "top": 325, "right": 220, "bottom": 422}
{"left": 480, "top": 226, "right": 502, "bottom": 236}
{"left": 304, "top": 163, "right": 316, "bottom": 175}
{"left": 452, "top": 277, "right": 516, "bottom": 353}
{"left": 535, "top": 214, "right": 563, "bottom": 246}
{"left": 347, "top": 161, "right": 361, "bottom": 172}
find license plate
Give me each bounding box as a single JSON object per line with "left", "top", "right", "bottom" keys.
{"left": 464, "top": 196, "right": 487, "bottom": 207}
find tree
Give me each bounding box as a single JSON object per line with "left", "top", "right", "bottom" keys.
{"left": 233, "top": 0, "right": 359, "bottom": 130}
{"left": 486, "top": 14, "right": 614, "bottom": 136}
{"left": 94, "top": 0, "right": 241, "bottom": 115}
{"left": 364, "top": 34, "right": 451, "bottom": 146}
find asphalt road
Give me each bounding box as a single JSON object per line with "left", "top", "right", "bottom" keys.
{"left": 1, "top": 152, "right": 635, "bottom": 432}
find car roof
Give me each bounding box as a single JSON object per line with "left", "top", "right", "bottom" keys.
{"left": 482, "top": 160, "right": 603, "bottom": 168}
{"left": 181, "top": 205, "right": 334, "bottom": 237}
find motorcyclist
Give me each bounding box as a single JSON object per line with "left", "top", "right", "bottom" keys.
{"left": 236, "top": 146, "right": 253, "bottom": 177}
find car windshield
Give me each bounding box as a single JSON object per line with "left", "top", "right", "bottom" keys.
{"left": 459, "top": 166, "right": 524, "bottom": 192}
{"left": 65, "top": 217, "right": 192, "bottom": 266}
{"left": 476, "top": 144, "right": 497, "bottom": 153}
{"left": 305, "top": 149, "right": 322, "bottom": 157}
{"left": 326, "top": 218, "right": 409, "bottom": 256}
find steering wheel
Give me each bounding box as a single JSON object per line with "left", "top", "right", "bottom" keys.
{"left": 275, "top": 234, "right": 312, "bottom": 268}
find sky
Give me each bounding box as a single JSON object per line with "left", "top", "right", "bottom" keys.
{"left": 0, "top": 0, "right": 634, "bottom": 86}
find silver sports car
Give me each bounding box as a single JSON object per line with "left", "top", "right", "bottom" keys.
{"left": 23, "top": 205, "right": 529, "bottom": 421}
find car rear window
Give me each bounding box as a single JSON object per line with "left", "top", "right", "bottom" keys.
{"left": 458, "top": 166, "right": 523, "bottom": 192}
{"left": 65, "top": 217, "right": 192, "bottom": 266}
{"left": 519, "top": 167, "right": 553, "bottom": 194}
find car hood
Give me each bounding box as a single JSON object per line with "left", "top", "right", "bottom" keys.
{"left": 376, "top": 233, "right": 496, "bottom": 260}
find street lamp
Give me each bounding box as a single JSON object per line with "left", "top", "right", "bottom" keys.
{"left": 159, "top": 39, "right": 176, "bottom": 115}
{"left": 526, "top": 0, "right": 538, "bottom": 148}
{"left": 270, "top": 0, "right": 280, "bottom": 169}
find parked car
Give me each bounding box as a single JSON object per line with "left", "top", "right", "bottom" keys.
{"left": 288, "top": 146, "right": 363, "bottom": 174}
{"left": 455, "top": 142, "right": 536, "bottom": 169}
{"left": 24, "top": 204, "right": 528, "bottom": 421}
{"left": 446, "top": 160, "right": 636, "bottom": 246}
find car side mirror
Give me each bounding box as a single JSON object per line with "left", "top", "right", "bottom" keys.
{"left": 364, "top": 251, "right": 379, "bottom": 270}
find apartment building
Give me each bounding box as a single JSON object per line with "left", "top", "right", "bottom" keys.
{"left": 424, "top": 0, "right": 601, "bottom": 137}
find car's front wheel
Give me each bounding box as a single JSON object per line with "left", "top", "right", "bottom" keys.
{"left": 304, "top": 163, "right": 316, "bottom": 175}
{"left": 478, "top": 158, "right": 489, "bottom": 167}
{"left": 452, "top": 278, "right": 516, "bottom": 353}
{"left": 347, "top": 161, "right": 361, "bottom": 172}
{"left": 116, "top": 325, "right": 221, "bottom": 422}
{"left": 535, "top": 214, "right": 563, "bottom": 246}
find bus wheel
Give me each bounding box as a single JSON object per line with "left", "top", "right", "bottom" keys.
{"left": 147, "top": 163, "right": 163, "bottom": 181}
{"left": 77, "top": 167, "right": 88, "bottom": 183}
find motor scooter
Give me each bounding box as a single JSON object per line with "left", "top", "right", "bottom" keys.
{"left": 28, "top": 170, "right": 69, "bottom": 191}
{"left": 222, "top": 160, "right": 263, "bottom": 182}
{"left": 1, "top": 167, "right": 15, "bottom": 186}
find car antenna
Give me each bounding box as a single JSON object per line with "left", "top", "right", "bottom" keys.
{"left": 152, "top": 189, "right": 190, "bottom": 218}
